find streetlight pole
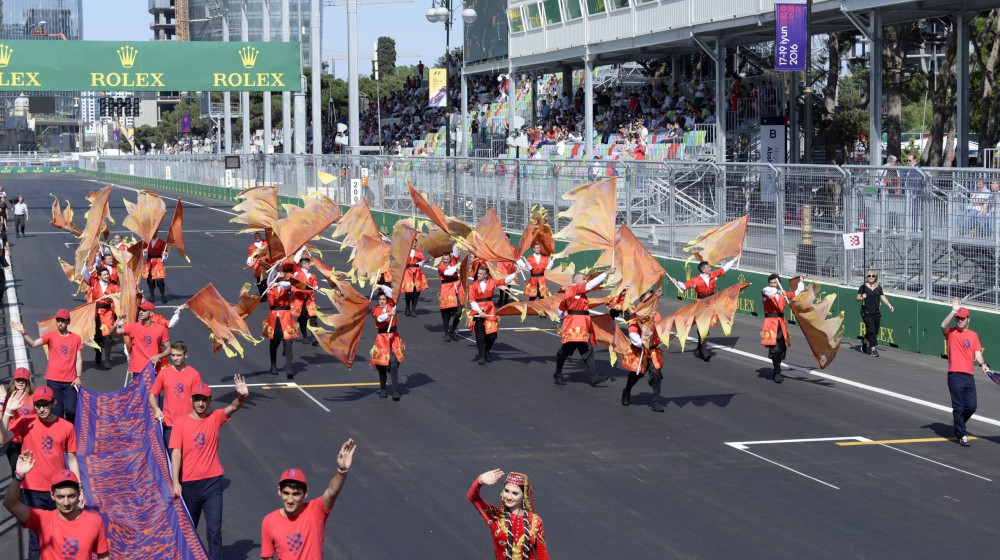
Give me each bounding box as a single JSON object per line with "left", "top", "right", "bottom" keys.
{"left": 426, "top": 1, "right": 476, "bottom": 157}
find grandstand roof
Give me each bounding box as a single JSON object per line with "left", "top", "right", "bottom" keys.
{"left": 465, "top": 0, "right": 995, "bottom": 76}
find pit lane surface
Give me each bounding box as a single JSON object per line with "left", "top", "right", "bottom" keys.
{"left": 3, "top": 175, "right": 999, "bottom": 559}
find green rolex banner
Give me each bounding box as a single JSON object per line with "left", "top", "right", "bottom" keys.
{"left": 0, "top": 41, "right": 301, "bottom": 92}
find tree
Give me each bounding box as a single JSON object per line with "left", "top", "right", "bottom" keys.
{"left": 972, "top": 10, "right": 1000, "bottom": 165}
{"left": 882, "top": 22, "right": 922, "bottom": 163}
{"left": 435, "top": 47, "right": 462, "bottom": 68}
{"left": 377, "top": 36, "right": 397, "bottom": 78}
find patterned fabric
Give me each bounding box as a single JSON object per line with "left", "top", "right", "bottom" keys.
{"left": 76, "top": 363, "right": 210, "bottom": 560}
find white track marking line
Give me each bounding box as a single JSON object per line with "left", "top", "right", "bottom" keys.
{"left": 4, "top": 247, "right": 30, "bottom": 369}
{"left": 696, "top": 337, "right": 1000, "bottom": 429}
{"left": 292, "top": 383, "right": 331, "bottom": 412}
{"left": 876, "top": 444, "right": 992, "bottom": 481}
{"left": 724, "top": 437, "right": 870, "bottom": 490}
{"left": 209, "top": 382, "right": 294, "bottom": 388}
{"left": 729, "top": 447, "right": 841, "bottom": 490}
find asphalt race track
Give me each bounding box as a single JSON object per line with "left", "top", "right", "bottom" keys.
{"left": 3, "top": 174, "right": 1000, "bottom": 559}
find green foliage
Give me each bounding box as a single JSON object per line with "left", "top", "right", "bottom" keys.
{"left": 377, "top": 36, "right": 397, "bottom": 78}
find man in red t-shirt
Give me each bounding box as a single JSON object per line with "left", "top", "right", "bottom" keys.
{"left": 941, "top": 298, "right": 993, "bottom": 447}
{"left": 149, "top": 340, "right": 204, "bottom": 448}
{"left": 4, "top": 458, "right": 108, "bottom": 560}
{"left": 112, "top": 300, "right": 170, "bottom": 382}
{"left": 169, "top": 376, "right": 249, "bottom": 560}
{"left": 260, "top": 439, "right": 357, "bottom": 560}
{"left": 12, "top": 308, "right": 83, "bottom": 423}
{"left": 0, "top": 386, "right": 82, "bottom": 560}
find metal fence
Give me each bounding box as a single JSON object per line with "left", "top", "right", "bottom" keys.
{"left": 79, "top": 154, "right": 1000, "bottom": 308}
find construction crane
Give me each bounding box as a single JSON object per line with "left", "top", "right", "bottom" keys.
{"left": 176, "top": 0, "right": 191, "bottom": 41}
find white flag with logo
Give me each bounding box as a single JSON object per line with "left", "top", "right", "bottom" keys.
{"left": 842, "top": 232, "right": 864, "bottom": 250}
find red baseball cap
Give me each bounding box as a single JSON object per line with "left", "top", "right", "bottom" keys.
{"left": 956, "top": 307, "right": 970, "bottom": 319}
{"left": 13, "top": 367, "right": 30, "bottom": 380}
{"left": 139, "top": 301, "right": 156, "bottom": 312}
{"left": 55, "top": 309, "right": 71, "bottom": 320}
{"left": 191, "top": 383, "right": 211, "bottom": 398}
{"left": 50, "top": 469, "right": 80, "bottom": 490}
{"left": 279, "top": 468, "right": 308, "bottom": 486}
{"left": 32, "top": 386, "right": 55, "bottom": 404}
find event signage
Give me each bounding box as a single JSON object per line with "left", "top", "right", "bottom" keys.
{"left": 774, "top": 4, "right": 807, "bottom": 72}
{"left": 0, "top": 41, "right": 301, "bottom": 91}
{"left": 759, "top": 116, "right": 787, "bottom": 203}
{"left": 428, "top": 68, "right": 447, "bottom": 107}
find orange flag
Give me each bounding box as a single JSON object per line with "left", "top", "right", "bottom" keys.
{"left": 271, "top": 194, "right": 342, "bottom": 261}
{"left": 348, "top": 234, "right": 391, "bottom": 286}
{"left": 682, "top": 215, "right": 749, "bottom": 265}
{"left": 553, "top": 178, "right": 617, "bottom": 258}
{"left": 595, "top": 225, "right": 665, "bottom": 304}
{"left": 185, "top": 283, "right": 260, "bottom": 358}
{"left": 165, "top": 199, "right": 188, "bottom": 261}
{"left": 516, "top": 207, "right": 555, "bottom": 258}
{"left": 706, "top": 282, "right": 751, "bottom": 337}
{"left": 64, "top": 186, "right": 114, "bottom": 290}
{"left": 389, "top": 221, "right": 418, "bottom": 298}
{"left": 458, "top": 209, "right": 518, "bottom": 262}
{"left": 231, "top": 186, "right": 279, "bottom": 234}
{"left": 407, "top": 181, "right": 450, "bottom": 234}
{"left": 789, "top": 281, "right": 845, "bottom": 369}
{"left": 496, "top": 296, "right": 563, "bottom": 322}
{"left": 330, "top": 198, "right": 381, "bottom": 250}
{"left": 234, "top": 283, "right": 262, "bottom": 320}
{"left": 123, "top": 190, "right": 166, "bottom": 244}
{"left": 110, "top": 242, "right": 145, "bottom": 323}
{"left": 49, "top": 195, "right": 82, "bottom": 236}
{"left": 416, "top": 229, "right": 455, "bottom": 259}
{"left": 314, "top": 283, "right": 371, "bottom": 368}
{"left": 39, "top": 301, "right": 101, "bottom": 351}
{"left": 591, "top": 314, "right": 632, "bottom": 366}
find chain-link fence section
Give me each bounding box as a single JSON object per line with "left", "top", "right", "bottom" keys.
{"left": 79, "top": 154, "right": 1000, "bottom": 308}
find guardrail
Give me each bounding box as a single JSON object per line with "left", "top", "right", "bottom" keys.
{"left": 78, "top": 154, "right": 1000, "bottom": 309}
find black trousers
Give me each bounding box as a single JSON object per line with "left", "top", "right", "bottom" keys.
{"left": 377, "top": 352, "right": 400, "bottom": 392}
{"left": 496, "top": 289, "right": 511, "bottom": 308}
{"left": 862, "top": 313, "right": 881, "bottom": 350}
{"left": 269, "top": 317, "right": 294, "bottom": 375}
{"left": 404, "top": 291, "right": 421, "bottom": 311}
{"left": 473, "top": 318, "right": 497, "bottom": 357}
{"left": 555, "top": 341, "right": 597, "bottom": 378}
{"left": 624, "top": 365, "right": 663, "bottom": 398}
{"left": 147, "top": 276, "right": 166, "bottom": 300}
{"left": 440, "top": 307, "right": 460, "bottom": 332}
{"left": 298, "top": 308, "right": 317, "bottom": 342}
{"left": 94, "top": 317, "right": 113, "bottom": 365}
{"left": 255, "top": 275, "right": 267, "bottom": 295}
{"left": 767, "top": 324, "right": 787, "bottom": 371}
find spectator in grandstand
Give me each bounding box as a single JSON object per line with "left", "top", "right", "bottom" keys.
{"left": 0, "top": 386, "right": 82, "bottom": 560}
{"left": 4, "top": 457, "right": 109, "bottom": 560}
{"left": 958, "top": 180, "right": 989, "bottom": 235}
{"left": 979, "top": 181, "right": 1000, "bottom": 236}
{"left": 259, "top": 439, "right": 357, "bottom": 560}
{"left": 170, "top": 376, "right": 250, "bottom": 560}
{"left": 904, "top": 153, "right": 924, "bottom": 232}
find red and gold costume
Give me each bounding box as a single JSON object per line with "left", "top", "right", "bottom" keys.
{"left": 558, "top": 283, "right": 597, "bottom": 344}
{"left": 606, "top": 288, "right": 633, "bottom": 318}
{"left": 760, "top": 289, "right": 795, "bottom": 347}
{"left": 291, "top": 266, "right": 319, "bottom": 318}
{"left": 378, "top": 262, "right": 392, "bottom": 285}
{"left": 370, "top": 299, "right": 405, "bottom": 368}
{"left": 247, "top": 239, "right": 270, "bottom": 280}
{"left": 681, "top": 267, "right": 726, "bottom": 298}
{"left": 263, "top": 284, "right": 300, "bottom": 340}
{"left": 621, "top": 312, "right": 664, "bottom": 372}
{"left": 468, "top": 475, "right": 550, "bottom": 560}
{"left": 87, "top": 277, "right": 119, "bottom": 336}
{"left": 401, "top": 249, "right": 428, "bottom": 293}
{"left": 437, "top": 261, "right": 465, "bottom": 309}
{"left": 468, "top": 278, "right": 503, "bottom": 334}
{"left": 522, "top": 253, "right": 552, "bottom": 298}
{"left": 495, "top": 261, "right": 519, "bottom": 285}
{"left": 142, "top": 237, "right": 168, "bottom": 280}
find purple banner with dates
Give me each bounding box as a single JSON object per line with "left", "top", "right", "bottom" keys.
{"left": 76, "top": 363, "right": 209, "bottom": 560}
{"left": 775, "top": 3, "right": 807, "bottom": 71}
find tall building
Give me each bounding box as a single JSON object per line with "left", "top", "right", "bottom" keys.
{"left": 149, "top": 0, "right": 176, "bottom": 41}
{"left": 0, "top": 0, "right": 85, "bottom": 150}
{"left": 188, "top": 0, "right": 314, "bottom": 63}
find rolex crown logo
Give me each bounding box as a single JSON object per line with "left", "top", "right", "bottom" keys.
{"left": 239, "top": 46, "right": 260, "bottom": 69}
{"left": 117, "top": 45, "right": 138, "bottom": 69}
{"left": 0, "top": 45, "right": 12, "bottom": 68}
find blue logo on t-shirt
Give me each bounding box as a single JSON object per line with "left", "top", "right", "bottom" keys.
{"left": 60, "top": 345, "right": 69, "bottom": 356}
{"left": 143, "top": 335, "right": 153, "bottom": 346}
{"left": 40, "top": 435, "right": 54, "bottom": 454}
{"left": 62, "top": 536, "right": 79, "bottom": 557}
{"left": 174, "top": 382, "right": 185, "bottom": 395}
{"left": 964, "top": 339, "right": 972, "bottom": 350}
{"left": 193, "top": 432, "right": 206, "bottom": 449}
{"left": 285, "top": 533, "right": 303, "bottom": 554}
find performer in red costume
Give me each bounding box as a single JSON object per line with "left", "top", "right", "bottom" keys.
{"left": 468, "top": 266, "right": 517, "bottom": 365}
{"left": 620, "top": 305, "right": 665, "bottom": 412}
{"left": 292, "top": 254, "right": 319, "bottom": 346}
{"left": 672, "top": 255, "right": 740, "bottom": 361}
{"left": 142, "top": 232, "right": 170, "bottom": 304}
{"left": 760, "top": 273, "right": 805, "bottom": 384}
{"left": 554, "top": 268, "right": 614, "bottom": 386}
{"left": 370, "top": 290, "right": 404, "bottom": 401}
{"left": 83, "top": 266, "right": 119, "bottom": 370}
{"left": 401, "top": 247, "right": 428, "bottom": 316}
{"left": 246, "top": 232, "right": 270, "bottom": 295}
{"left": 517, "top": 243, "right": 554, "bottom": 301}
{"left": 434, "top": 246, "right": 464, "bottom": 342}
{"left": 264, "top": 263, "right": 300, "bottom": 379}
{"left": 468, "top": 469, "right": 550, "bottom": 560}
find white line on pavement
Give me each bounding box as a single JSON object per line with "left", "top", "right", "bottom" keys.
{"left": 4, "top": 245, "right": 30, "bottom": 370}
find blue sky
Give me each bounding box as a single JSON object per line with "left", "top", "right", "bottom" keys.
{"left": 82, "top": 0, "right": 465, "bottom": 78}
